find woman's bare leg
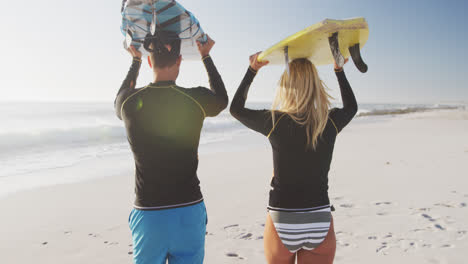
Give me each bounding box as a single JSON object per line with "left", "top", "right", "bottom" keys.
{"left": 264, "top": 213, "right": 296, "bottom": 264}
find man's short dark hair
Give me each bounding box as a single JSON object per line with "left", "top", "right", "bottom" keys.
{"left": 144, "top": 30, "right": 181, "bottom": 68}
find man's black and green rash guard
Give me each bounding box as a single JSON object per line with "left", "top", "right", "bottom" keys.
{"left": 115, "top": 56, "right": 228, "bottom": 210}
{"left": 230, "top": 67, "right": 357, "bottom": 210}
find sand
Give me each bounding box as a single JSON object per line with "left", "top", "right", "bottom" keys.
{"left": 1, "top": 109, "right": 467, "bottom": 264}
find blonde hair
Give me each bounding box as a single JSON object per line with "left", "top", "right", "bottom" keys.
{"left": 272, "top": 58, "right": 332, "bottom": 149}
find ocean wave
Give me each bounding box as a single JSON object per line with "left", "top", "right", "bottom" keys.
{"left": 0, "top": 125, "right": 126, "bottom": 155}
{"left": 356, "top": 105, "right": 461, "bottom": 117}
{"left": 202, "top": 114, "right": 243, "bottom": 132}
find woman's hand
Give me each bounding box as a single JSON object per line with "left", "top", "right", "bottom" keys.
{"left": 127, "top": 45, "right": 142, "bottom": 59}
{"left": 249, "top": 52, "right": 269, "bottom": 71}
{"left": 197, "top": 34, "right": 215, "bottom": 57}
{"left": 334, "top": 58, "right": 349, "bottom": 71}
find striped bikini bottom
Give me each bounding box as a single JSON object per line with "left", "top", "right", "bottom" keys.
{"left": 268, "top": 205, "right": 332, "bottom": 253}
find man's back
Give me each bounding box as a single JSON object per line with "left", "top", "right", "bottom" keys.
{"left": 121, "top": 81, "right": 222, "bottom": 209}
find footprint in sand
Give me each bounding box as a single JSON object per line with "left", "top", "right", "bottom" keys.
{"left": 403, "top": 241, "right": 417, "bottom": 252}
{"left": 434, "top": 203, "right": 455, "bottom": 208}
{"left": 339, "top": 204, "right": 354, "bottom": 208}
{"left": 457, "top": 230, "right": 467, "bottom": 240}
{"left": 337, "top": 240, "right": 351, "bottom": 247}
{"left": 418, "top": 208, "right": 431, "bottom": 212}
{"left": 411, "top": 228, "right": 428, "bottom": 233}
{"left": 236, "top": 233, "right": 253, "bottom": 240}
{"left": 383, "top": 233, "right": 393, "bottom": 239}
{"left": 422, "top": 243, "right": 433, "bottom": 248}
{"left": 376, "top": 238, "right": 421, "bottom": 254}
{"left": 460, "top": 202, "right": 467, "bottom": 208}
{"left": 419, "top": 214, "right": 447, "bottom": 231}
{"left": 224, "top": 224, "right": 258, "bottom": 241}
{"left": 440, "top": 244, "right": 454, "bottom": 248}
{"left": 376, "top": 244, "right": 387, "bottom": 254}
{"left": 224, "top": 224, "right": 239, "bottom": 230}
{"left": 375, "top": 202, "right": 392, "bottom": 206}
{"left": 421, "top": 214, "right": 436, "bottom": 222}
{"left": 368, "top": 236, "right": 377, "bottom": 240}
{"left": 421, "top": 214, "right": 450, "bottom": 230}
{"left": 375, "top": 202, "right": 392, "bottom": 216}
{"left": 226, "top": 252, "right": 244, "bottom": 260}
{"left": 103, "top": 241, "right": 119, "bottom": 245}
{"left": 335, "top": 230, "right": 353, "bottom": 237}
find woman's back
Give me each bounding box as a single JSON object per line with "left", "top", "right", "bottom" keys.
{"left": 269, "top": 113, "right": 337, "bottom": 178}
{"left": 230, "top": 60, "right": 357, "bottom": 210}
{"left": 266, "top": 111, "right": 340, "bottom": 209}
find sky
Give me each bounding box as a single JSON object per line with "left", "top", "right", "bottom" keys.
{"left": 1, "top": 0, "right": 467, "bottom": 104}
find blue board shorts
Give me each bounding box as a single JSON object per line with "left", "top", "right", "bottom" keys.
{"left": 129, "top": 202, "right": 207, "bottom": 264}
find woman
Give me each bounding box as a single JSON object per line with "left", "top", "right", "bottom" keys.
{"left": 230, "top": 53, "right": 357, "bottom": 264}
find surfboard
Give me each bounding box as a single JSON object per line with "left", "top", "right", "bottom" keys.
{"left": 121, "top": 0, "right": 207, "bottom": 59}
{"left": 258, "top": 18, "right": 369, "bottom": 73}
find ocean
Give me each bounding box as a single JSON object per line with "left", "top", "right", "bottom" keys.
{"left": 0, "top": 101, "right": 463, "bottom": 196}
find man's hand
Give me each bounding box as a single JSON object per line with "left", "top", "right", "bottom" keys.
{"left": 197, "top": 34, "right": 215, "bottom": 57}
{"left": 127, "top": 45, "right": 142, "bottom": 59}
{"left": 249, "top": 52, "right": 269, "bottom": 71}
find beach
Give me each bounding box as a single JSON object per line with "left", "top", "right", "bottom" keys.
{"left": 1, "top": 108, "right": 467, "bottom": 264}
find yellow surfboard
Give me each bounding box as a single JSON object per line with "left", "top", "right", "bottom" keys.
{"left": 258, "top": 18, "right": 369, "bottom": 72}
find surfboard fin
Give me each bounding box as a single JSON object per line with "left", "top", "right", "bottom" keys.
{"left": 284, "top": 46, "right": 290, "bottom": 75}
{"left": 328, "top": 32, "right": 345, "bottom": 68}
{"left": 349, "top": 44, "right": 368, "bottom": 73}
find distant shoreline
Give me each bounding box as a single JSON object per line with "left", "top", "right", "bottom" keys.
{"left": 356, "top": 105, "right": 465, "bottom": 117}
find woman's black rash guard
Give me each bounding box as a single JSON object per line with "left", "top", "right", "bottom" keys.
{"left": 115, "top": 56, "right": 228, "bottom": 210}
{"left": 230, "top": 67, "right": 357, "bottom": 210}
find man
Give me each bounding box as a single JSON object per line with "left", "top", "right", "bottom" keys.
{"left": 115, "top": 32, "right": 227, "bottom": 264}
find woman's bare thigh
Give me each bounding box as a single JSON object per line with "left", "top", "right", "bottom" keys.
{"left": 263, "top": 213, "right": 296, "bottom": 264}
